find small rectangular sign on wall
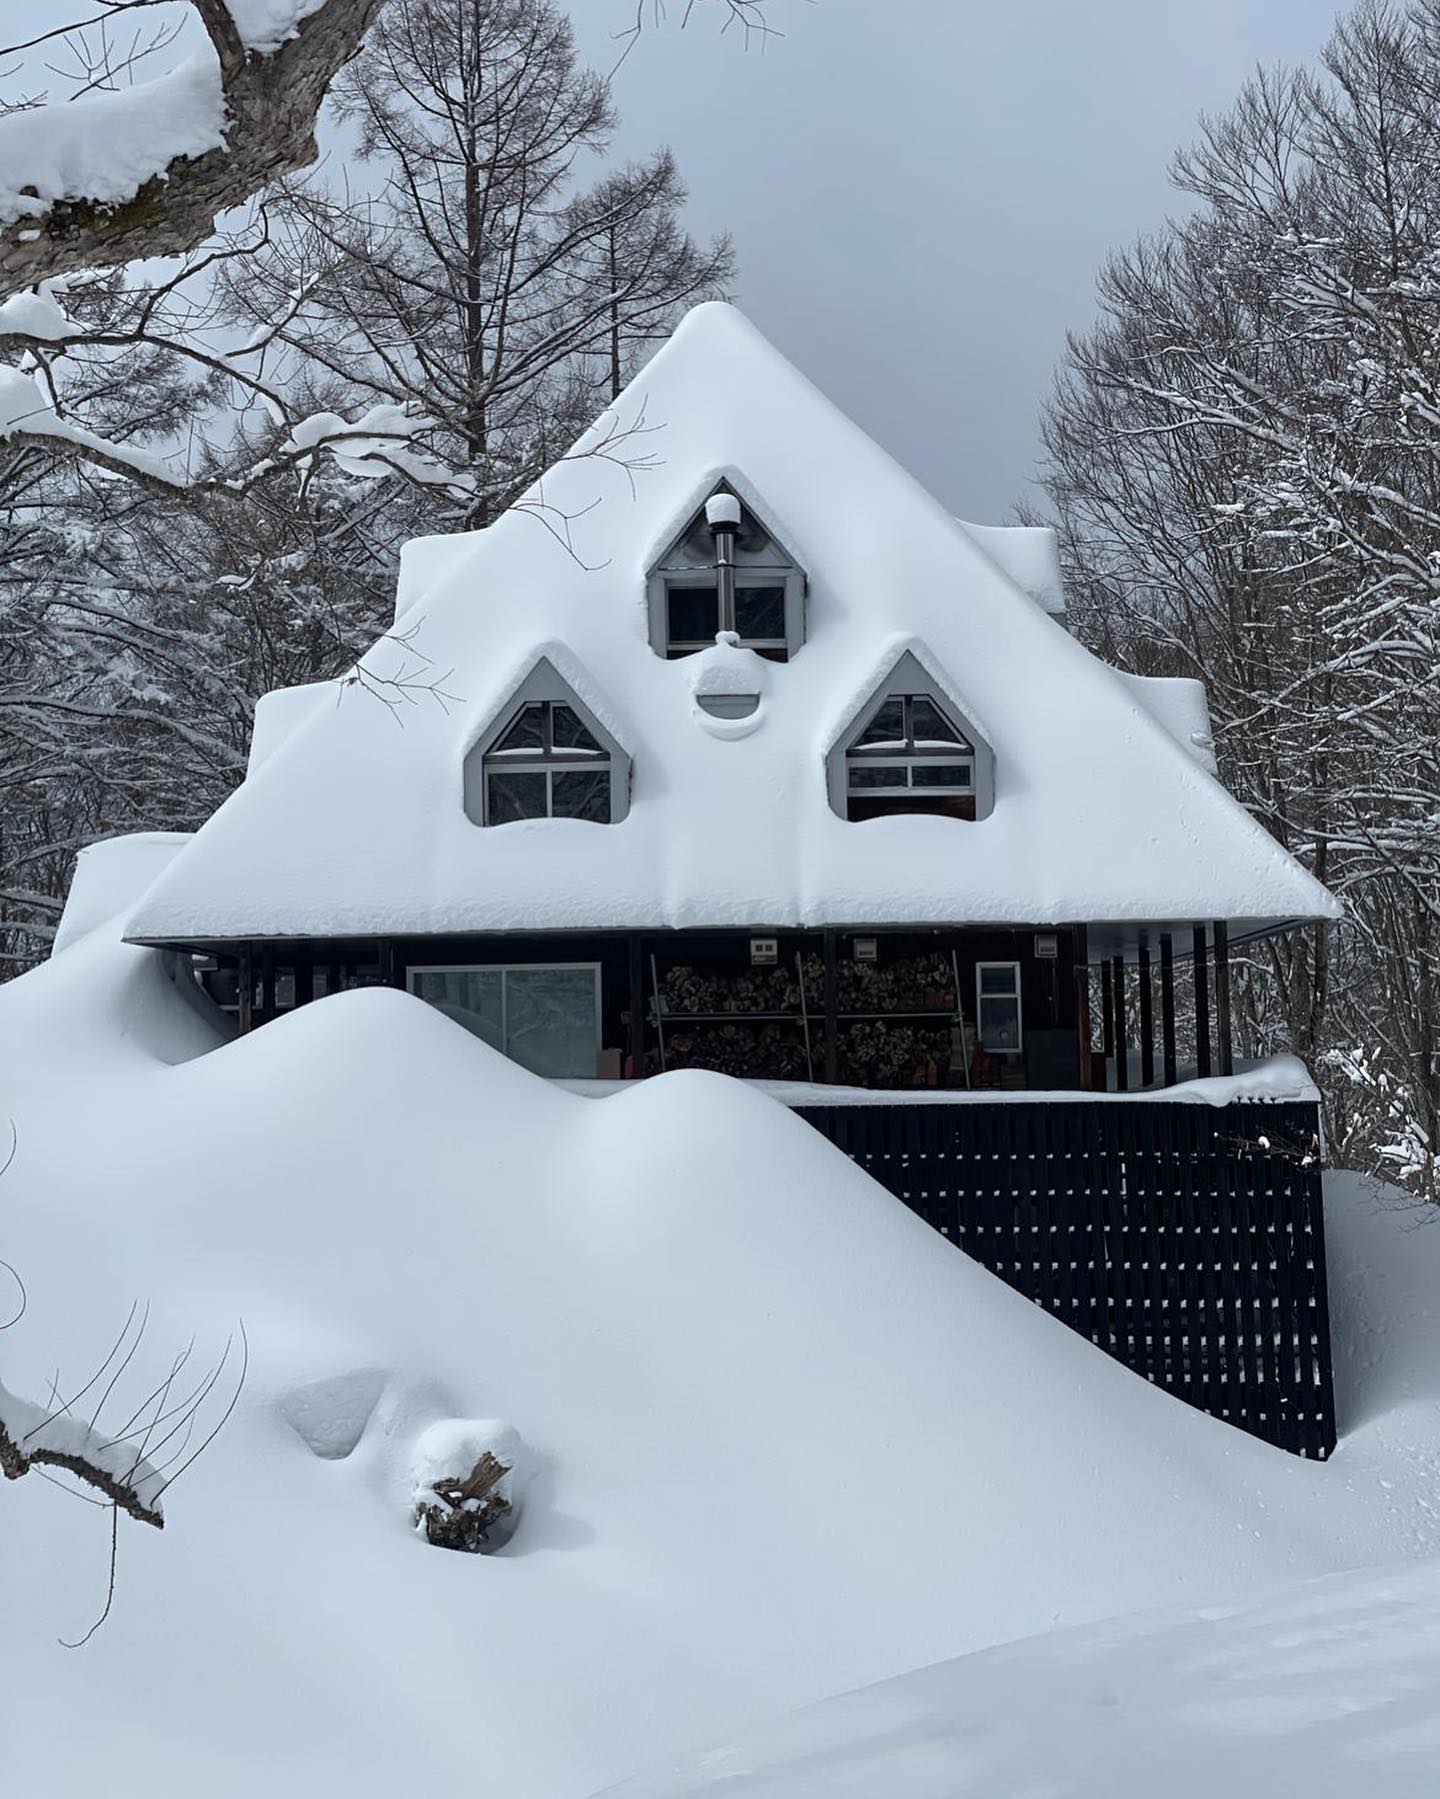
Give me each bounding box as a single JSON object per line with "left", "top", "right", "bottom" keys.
{"left": 750, "top": 936, "right": 779, "bottom": 966}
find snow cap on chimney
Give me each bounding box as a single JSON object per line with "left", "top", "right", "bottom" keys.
{"left": 705, "top": 492, "right": 742, "bottom": 530}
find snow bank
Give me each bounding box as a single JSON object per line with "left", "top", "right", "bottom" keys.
{"left": 51, "top": 832, "right": 192, "bottom": 954}
{"left": 594, "top": 1558, "right": 1440, "bottom": 1799}
{"left": 2, "top": 930, "right": 1437, "bottom": 1797}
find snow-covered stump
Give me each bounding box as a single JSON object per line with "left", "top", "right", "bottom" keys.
{"left": 409, "top": 1420, "right": 529, "bottom": 1554}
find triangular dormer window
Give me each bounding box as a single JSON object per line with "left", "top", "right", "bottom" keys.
{"left": 647, "top": 482, "right": 805, "bottom": 662}
{"left": 827, "top": 651, "right": 994, "bottom": 822}
{"left": 463, "top": 659, "right": 631, "bottom": 825}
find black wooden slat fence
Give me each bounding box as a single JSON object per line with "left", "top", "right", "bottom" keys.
{"left": 795, "top": 1098, "right": 1335, "bottom": 1459}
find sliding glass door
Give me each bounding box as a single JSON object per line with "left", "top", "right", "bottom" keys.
{"left": 408, "top": 965, "right": 601, "bottom": 1078}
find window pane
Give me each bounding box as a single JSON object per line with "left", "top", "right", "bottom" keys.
{"left": 487, "top": 769, "right": 549, "bottom": 822}
{"left": 980, "top": 965, "right": 1019, "bottom": 996}
{"left": 667, "top": 585, "right": 718, "bottom": 647}
{"left": 493, "top": 702, "right": 545, "bottom": 753}
{"left": 857, "top": 699, "right": 906, "bottom": 747}
{"left": 912, "top": 760, "right": 973, "bottom": 788}
{"left": 504, "top": 968, "right": 598, "bottom": 1078}
{"left": 551, "top": 704, "right": 602, "bottom": 753}
{"left": 413, "top": 969, "right": 504, "bottom": 1053}
{"left": 848, "top": 761, "right": 908, "bottom": 789}
{"left": 552, "top": 768, "right": 611, "bottom": 822}
{"left": 735, "top": 584, "right": 786, "bottom": 641}
{"left": 979, "top": 996, "right": 1021, "bottom": 1051}
{"left": 909, "top": 696, "right": 962, "bottom": 746}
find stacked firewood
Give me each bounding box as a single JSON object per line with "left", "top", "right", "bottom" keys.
{"left": 662, "top": 1021, "right": 811, "bottom": 1080}
{"left": 837, "top": 1019, "right": 954, "bottom": 1088}
{"left": 799, "top": 950, "right": 957, "bottom": 1015}
{"left": 659, "top": 964, "right": 801, "bottom": 1015}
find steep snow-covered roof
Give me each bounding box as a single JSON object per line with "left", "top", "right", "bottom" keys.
{"left": 125, "top": 304, "right": 1339, "bottom": 944}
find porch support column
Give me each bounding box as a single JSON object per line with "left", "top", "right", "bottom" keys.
{"left": 823, "top": 929, "right": 839, "bottom": 1086}
{"left": 1100, "top": 957, "right": 1115, "bottom": 1091}
{"left": 1214, "top": 919, "right": 1234, "bottom": 1077}
{"left": 257, "top": 943, "right": 276, "bottom": 1027}
{"left": 1160, "top": 932, "right": 1177, "bottom": 1088}
{"left": 1138, "top": 938, "right": 1155, "bottom": 1089}
{"left": 237, "top": 945, "right": 254, "bottom": 1035}
{"left": 1192, "top": 923, "right": 1212, "bottom": 1079}
{"left": 1072, "top": 925, "right": 1092, "bottom": 1090}
{"left": 627, "top": 934, "right": 646, "bottom": 1079}
{"left": 1112, "top": 954, "right": 1129, "bottom": 1092}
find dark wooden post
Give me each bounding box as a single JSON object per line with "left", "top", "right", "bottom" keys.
{"left": 1072, "top": 924, "right": 1092, "bottom": 1090}
{"left": 257, "top": 943, "right": 276, "bottom": 1027}
{"left": 294, "top": 955, "right": 314, "bottom": 1009}
{"left": 627, "top": 934, "right": 646, "bottom": 1079}
{"left": 1138, "top": 938, "right": 1155, "bottom": 1088}
{"left": 237, "top": 945, "right": 254, "bottom": 1035}
{"left": 823, "top": 929, "right": 839, "bottom": 1085}
{"left": 1213, "top": 919, "right": 1233, "bottom": 1077}
{"left": 1112, "top": 954, "right": 1129, "bottom": 1091}
{"left": 1192, "top": 923, "right": 1212, "bottom": 1079}
{"left": 1100, "top": 956, "right": 1115, "bottom": 1090}
{"left": 1160, "top": 931, "right": 1177, "bottom": 1089}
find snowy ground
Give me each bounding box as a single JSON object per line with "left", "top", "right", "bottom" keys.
{"left": 2, "top": 912, "right": 1438, "bottom": 1795}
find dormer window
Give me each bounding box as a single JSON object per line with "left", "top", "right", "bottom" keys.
{"left": 827, "top": 650, "right": 994, "bottom": 823}
{"left": 463, "top": 659, "right": 631, "bottom": 825}
{"left": 648, "top": 482, "right": 805, "bottom": 662}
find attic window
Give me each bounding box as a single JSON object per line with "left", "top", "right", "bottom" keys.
{"left": 828, "top": 651, "right": 994, "bottom": 823}
{"left": 648, "top": 484, "right": 805, "bottom": 662}
{"left": 463, "top": 658, "right": 631, "bottom": 826}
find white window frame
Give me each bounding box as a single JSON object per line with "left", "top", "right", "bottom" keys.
{"left": 844, "top": 693, "right": 976, "bottom": 798}
{"left": 407, "top": 962, "right": 603, "bottom": 1075}
{"left": 462, "top": 658, "right": 631, "bottom": 826}
{"left": 482, "top": 699, "right": 613, "bottom": 823}
{"left": 646, "top": 479, "right": 807, "bottom": 661}
{"left": 975, "top": 960, "right": 1023, "bottom": 1056}
{"left": 826, "top": 648, "right": 995, "bottom": 821}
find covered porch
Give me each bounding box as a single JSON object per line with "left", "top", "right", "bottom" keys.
{"left": 184, "top": 918, "right": 1262, "bottom": 1096}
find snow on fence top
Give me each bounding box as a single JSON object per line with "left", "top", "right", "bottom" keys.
{"left": 125, "top": 303, "right": 1341, "bottom": 944}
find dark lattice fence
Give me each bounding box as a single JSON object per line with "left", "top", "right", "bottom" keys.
{"left": 796, "top": 1099, "right": 1335, "bottom": 1458}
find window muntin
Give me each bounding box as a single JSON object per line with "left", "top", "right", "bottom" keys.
{"left": 976, "top": 961, "right": 1022, "bottom": 1054}
{"left": 482, "top": 699, "right": 612, "bottom": 823}
{"left": 408, "top": 964, "right": 602, "bottom": 1078}
{"left": 846, "top": 693, "right": 975, "bottom": 796}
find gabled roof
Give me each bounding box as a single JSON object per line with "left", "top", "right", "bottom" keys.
{"left": 125, "top": 303, "right": 1340, "bottom": 944}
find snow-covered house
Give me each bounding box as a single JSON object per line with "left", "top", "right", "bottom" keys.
{"left": 118, "top": 304, "right": 1341, "bottom": 1454}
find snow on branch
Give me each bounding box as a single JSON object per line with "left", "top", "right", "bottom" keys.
{"left": 0, "top": 1, "right": 384, "bottom": 298}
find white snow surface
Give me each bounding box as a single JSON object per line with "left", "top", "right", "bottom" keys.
{"left": 594, "top": 1558, "right": 1440, "bottom": 1798}
{"left": 225, "top": 0, "right": 328, "bottom": 52}
{"left": 954, "top": 517, "right": 1066, "bottom": 615}
{"left": 0, "top": 57, "right": 226, "bottom": 228}
{"left": 51, "top": 833, "right": 192, "bottom": 954}
{"left": 2, "top": 902, "right": 1439, "bottom": 1795}
{"left": 125, "top": 304, "right": 1340, "bottom": 943}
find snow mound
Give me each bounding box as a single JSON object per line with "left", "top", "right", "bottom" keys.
{"left": 3, "top": 929, "right": 1440, "bottom": 1796}
{"left": 595, "top": 1558, "right": 1440, "bottom": 1799}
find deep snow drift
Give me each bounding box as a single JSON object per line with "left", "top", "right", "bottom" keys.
{"left": 3, "top": 922, "right": 1440, "bottom": 1796}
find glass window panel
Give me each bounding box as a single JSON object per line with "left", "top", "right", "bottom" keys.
{"left": 413, "top": 969, "right": 504, "bottom": 1053}
{"left": 912, "top": 760, "right": 973, "bottom": 788}
{"left": 735, "top": 584, "right": 786, "bottom": 641}
{"left": 848, "top": 761, "right": 908, "bottom": 789}
{"left": 857, "top": 699, "right": 906, "bottom": 748}
{"left": 980, "top": 965, "right": 1020, "bottom": 996}
{"left": 552, "top": 768, "right": 611, "bottom": 822}
{"left": 551, "top": 704, "right": 601, "bottom": 753}
{"left": 909, "top": 696, "right": 962, "bottom": 745}
{"left": 979, "top": 996, "right": 1021, "bottom": 1051}
{"left": 667, "top": 584, "right": 719, "bottom": 647}
{"left": 504, "top": 967, "right": 598, "bottom": 1078}
{"left": 486, "top": 769, "right": 549, "bottom": 822}
{"left": 494, "top": 701, "right": 545, "bottom": 753}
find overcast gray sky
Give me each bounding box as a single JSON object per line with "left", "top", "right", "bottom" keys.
{"left": 572, "top": 0, "right": 1346, "bottom": 521}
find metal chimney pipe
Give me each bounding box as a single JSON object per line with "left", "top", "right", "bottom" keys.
{"left": 705, "top": 493, "right": 742, "bottom": 636}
